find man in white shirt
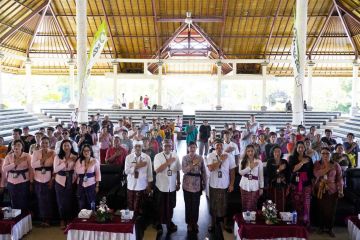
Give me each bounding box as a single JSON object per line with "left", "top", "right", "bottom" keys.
{"left": 124, "top": 141, "right": 153, "bottom": 217}
{"left": 153, "top": 139, "right": 181, "bottom": 235}
{"left": 249, "top": 114, "right": 259, "bottom": 135}
{"left": 70, "top": 108, "right": 78, "bottom": 125}
{"left": 139, "top": 116, "right": 150, "bottom": 136}
{"left": 54, "top": 129, "right": 78, "bottom": 154}
{"left": 240, "top": 122, "right": 252, "bottom": 157}
{"left": 114, "top": 119, "right": 128, "bottom": 136}
{"left": 223, "top": 130, "right": 240, "bottom": 165}
{"left": 206, "top": 139, "right": 235, "bottom": 233}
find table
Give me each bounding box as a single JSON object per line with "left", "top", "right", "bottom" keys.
{"left": 0, "top": 213, "right": 32, "bottom": 240}
{"left": 348, "top": 216, "right": 360, "bottom": 240}
{"left": 65, "top": 216, "right": 136, "bottom": 240}
{"left": 233, "top": 214, "right": 308, "bottom": 240}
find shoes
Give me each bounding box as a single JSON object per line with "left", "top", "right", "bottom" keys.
{"left": 328, "top": 229, "right": 336, "bottom": 238}
{"left": 167, "top": 222, "right": 177, "bottom": 233}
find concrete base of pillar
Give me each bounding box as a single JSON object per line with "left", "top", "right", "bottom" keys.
{"left": 351, "top": 106, "right": 360, "bottom": 116}
{"left": 112, "top": 104, "right": 121, "bottom": 109}
{"left": 68, "top": 103, "right": 75, "bottom": 108}
{"left": 0, "top": 104, "right": 5, "bottom": 109}
{"left": 261, "top": 106, "right": 267, "bottom": 111}
{"left": 26, "top": 104, "right": 33, "bottom": 113}
{"left": 216, "top": 105, "right": 222, "bottom": 110}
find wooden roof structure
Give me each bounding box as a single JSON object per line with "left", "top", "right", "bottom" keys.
{"left": 0, "top": 0, "right": 360, "bottom": 76}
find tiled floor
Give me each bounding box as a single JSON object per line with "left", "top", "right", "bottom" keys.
{"left": 24, "top": 140, "right": 349, "bottom": 240}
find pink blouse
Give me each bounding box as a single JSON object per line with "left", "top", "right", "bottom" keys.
{"left": 53, "top": 154, "right": 77, "bottom": 187}
{"left": 31, "top": 149, "right": 55, "bottom": 183}
{"left": 99, "top": 133, "right": 112, "bottom": 150}
{"left": 314, "top": 161, "right": 343, "bottom": 194}
{"left": 74, "top": 157, "right": 101, "bottom": 188}
{"left": 0, "top": 158, "right": 6, "bottom": 188}
{"left": 3, "top": 152, "right": 33, "bottom": 184}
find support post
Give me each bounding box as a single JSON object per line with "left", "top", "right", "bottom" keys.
{"left": 25, "top": 58, "right": 33, "bottom": 112}
{"left": 68, "top": 59, "right": 75, "bottom": 108}
{"left": 157, "top": 62, "right": 163, "bottom": 107}
{"left": 292, "top": 0, "right": 307, "bottom": 125}
{"left": 77, "top": 0, "right": 88, "bottom": 123}
{"left": 306, "top": 61, "right": 315, "bottom": 110}
{"left": 0, "top": 52, "right": 4, "bottom": 109}
{"left": 351, "top": 60, "right": 360, "bottom": 115}
{"left": 216, "top": 63, "right": 222, "bottom": 110}
{"left": 261, "top": 62, "right": 268, "bottom": 111}
{"left": 112, "top": 61, "right": 120, "bottom": 108}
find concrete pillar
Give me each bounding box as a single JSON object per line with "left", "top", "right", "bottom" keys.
{"left": 216, "top": 63, "right": 222, "bottom": 110}
{"left": 0, "top": 52, "right": 4, "bottom": 109}
{"left": 112, "top": 61, "right": 119, "bottom": 108}
{"left": 25, "top": 58, "right": 33, "bottom": 112}
{"left": 261, "top": 63, "right": 268, "bottom": 111}
{"left": 306, "top": 61, "right": 315, "bottom": 108}
{"left": 351, "top": 60, "right": 360, "bottom": 115}
{"left": 157, "top": 63, "right": 163, "bottom": 106}
{"left": 292, "top": 0, "right": 307, "bottom": 125}
{"left": 77, "top": 0, "right": 88, "bottom": 123}
{"left": 68, "top": 58, "right": 75, "bottom": 108}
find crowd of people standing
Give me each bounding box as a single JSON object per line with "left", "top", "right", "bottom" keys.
{"left": 0, "top": 112, "right": 357, "bottom": 238}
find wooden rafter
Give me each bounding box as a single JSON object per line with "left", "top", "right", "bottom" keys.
{"left": 333, "top": 0, "right": 358, "bottom": 59}
{"left": 309, "top": 5, "right": 335, "bottom": 60}
{"left": 100, "top": 0, "right": 117, "bottom": 58}
{"left": 263, "top": 0, "right": 283, "bottom": 58}
{"left": 151, "top": 0, "right": 161, "bottom": 58}
{"left": 0, "top": 0, "right": 50, "bottom": 44}
{"left": 49, "top": 5, "right": 73, "bottom": 59}
{"left": 334, "top": 0, "right": 360, "bottom": 24}
{"left": 219, "top": 0, "right": 229, "bottom": 56}
{"left": 26, "top": 0, "right": 52, "bottom": 57}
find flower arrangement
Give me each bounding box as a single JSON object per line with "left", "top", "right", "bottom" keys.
{"left": 262, "top": 200, "right": 278, "bottom": 224}
{"left": 95, "top": 197, "right": 113, "bottom": 223}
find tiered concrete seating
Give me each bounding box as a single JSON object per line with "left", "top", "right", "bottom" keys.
{"left": 333, "top": 115, "right": 360, "bottom": 138}
{"left": 0, "top": 109, "right": 47, "bottom": 143}
{"left": 195, "top": 110, "right": 341, "bottom": 131}
{"left": 41, "top": 109, "right": 183, "bottom": 127}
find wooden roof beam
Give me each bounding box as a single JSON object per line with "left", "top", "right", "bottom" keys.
{"left": 0, "top": 0, "right": 50, "bottom": 44}
{"left": 309, "top": 5, "right": 335, "bottom": 60}
{"left": 219, "top": 0, "right": 229, "bottom": 56}
{"left": 26, "top": 0, "right": 52, "bottom": 57}
{"left": 151, "top": 0, "right": 161, "bottom": 58}
{"left": 159, "top": 23, "right": 188, "bottom": 54}
{"left": 333, "top": 0, "right": 358, "bottom": 59}
{"left": 334, "top": 0, "right": 360, "bottom": 24}
{"left": 263, "top": 0, "right": 283, "bottom": 58}
{"left": 100, "top": 0, "right": 117, "bottom": 58}
{"left": 49, "top": 5, "right": 73, "bottom": 59}
{"left": 157, "top": 17, "right": 223, "bottom": 23}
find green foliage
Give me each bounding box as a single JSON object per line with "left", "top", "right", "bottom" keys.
{"left": 42, "top": 92, "right": 62, "bottom": 102}
{"left": 332, "top": 102, "right": 351, "bottom": 113}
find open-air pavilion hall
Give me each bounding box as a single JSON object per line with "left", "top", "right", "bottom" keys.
{"left": 1, "top": 0, "right": 360, "bottom": 240}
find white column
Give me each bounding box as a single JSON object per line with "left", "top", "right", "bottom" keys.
{"left": 307, "top": 61, "right": 315, "bottom": 108}
{"left": 25, "top": 58, "right": 33, "bottom": 112}
{"left": 77, "top": 0, "right": 88, "bottom": 123}
{"left": 351, "top": 61, "right": 360, "bottom": 115}
{"left": 292, "top": 0, "right": 307, "bottom": 125}
{"left": 68, "top": 59, "right": 75, "bottom": 108}
{"left": 0, "top": 52, "right": 4, "bottom": 109}
{"left": 157, "top": 63, "right": 163, "bottom": 106}
{"left": 112, "top": 61, "right": 119, "bottom": 108}
{"left": 216, "top": 64, "right": 222, "bottom": 110}
{"left": 261, "top": 63, "right": 268, "bottom": 111}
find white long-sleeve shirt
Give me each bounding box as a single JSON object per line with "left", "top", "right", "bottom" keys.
{"left": 124, "top": 152, "right": 153, "bottom": 191}
{"left": 239, "top": 159, "right": 264, "bottom": 191}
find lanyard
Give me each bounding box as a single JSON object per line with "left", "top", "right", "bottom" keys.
{"left": 163, "top": 153, "right": 172, "bottom": 170}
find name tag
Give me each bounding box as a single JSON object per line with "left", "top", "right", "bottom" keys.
{"left": 83, "top": 176, "right": 88, "bottom": 182}
{"left": 134, "top": 171, "right": 139, "bottom": 179}
{"left": 167, "top": 169, "right": 172, "bottom": 176}
{"left": 248, "top": 174, "right": 253, "bottom": 180}
{"left": 41, "top": 168, "right": 46, "bottom": 175}
{"left": 295, "top": 176, "right": 299, "bottom": 183}
{"left": 277, "top": 177, "right": 281, "bottom": 184}
{"left": 12, "top": 173, "right": 19, "bottom": 178}
{"left": 323, "top": 175, "right": 328, "bottom": 180}
{"left": 218, "top": 171, "right": 222, "bottom": 178}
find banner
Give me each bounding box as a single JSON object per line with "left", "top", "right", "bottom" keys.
{"left": 80, "top": 21, "right": 108, "bottom": 97}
